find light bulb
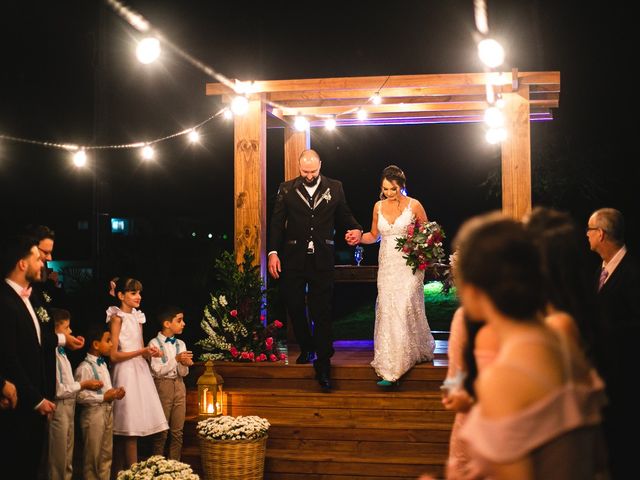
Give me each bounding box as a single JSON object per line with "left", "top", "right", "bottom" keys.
{"left": 486, "top": 127, "right": 507, "bottom": 144}
{"left": 294, "top": 116, "right": 309, "bottom": 132}
{"left": 357, "top": 108, "right": 368, "bottom": 121}
{"left": 371, "top": 93, "right": 382, "bottom": 105}
{"left": 478, "top": 38, "right": 505, "bottom": 69}
{"left": 484, "top": 107, "right": 504, "bottom": 128}
{"left": 72, "top": 149, "right": 87, "bottom": 167}
{"left": 324, "top": 117, "right": 337, "bottom": 130}
{"left": 136, "top": 37, "right": 161, "bottom": 64}
{"left": 231, "top": 96, "right": 249, "bottom": 115}
{"left": 141, "top": 145, "right": 155, "bottom": 160}
{"left": 222, "top": 108, "right": 233, "bottom": 120}
{"left": 188, "top": 130, "right": 200, "bottom": 143}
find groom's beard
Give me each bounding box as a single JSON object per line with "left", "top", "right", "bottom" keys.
{"left": 302, "top": 175, "right": 319, "bottom": 187}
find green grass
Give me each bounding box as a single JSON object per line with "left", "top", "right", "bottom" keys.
{"left": 333, "top": 281, "right": 459, "bottom": 339}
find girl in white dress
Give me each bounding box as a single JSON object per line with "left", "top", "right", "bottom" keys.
{"left": 360, "top": 165, "right": 436, "bottom": 386}
{"left": 107, "top": 277, "right": 168, "bottom": 472}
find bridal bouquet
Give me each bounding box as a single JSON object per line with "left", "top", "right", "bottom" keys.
{"left": 116, "top": 455, "right": 199, "bottom": 479}
{"left": 197, "top": 415, "right": 270, "bottom": 441}
{"left": 395, "top": 220, "right": 446, "bottom": 274}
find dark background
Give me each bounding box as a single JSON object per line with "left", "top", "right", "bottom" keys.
{"left": 0, "top": 1, "right": 636, "bottom": 346}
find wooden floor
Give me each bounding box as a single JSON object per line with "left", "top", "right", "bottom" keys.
{"left": 182, "top": 340, "right": 452, "bottom": 480}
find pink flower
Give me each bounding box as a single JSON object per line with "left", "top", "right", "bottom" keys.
{"left": 407, "top": 224, "right": 415, "bottom": 236}
{"left": 265, "top": 337, "right": 274, "bottom": 347}
{"left": 279, "top": 353, "right": 287, "bottom": 360}
{"left": 256, "top": 353, "right": 267, "bottom": 362}
{"left": 248, "top": 352, "right": 255, "bottom": 359}
{"left": 402, "top": 246, "right": 410, "bottom": 253}
{"left": 229, "top": 309, "right": 238, "bottom": 317}
{"left": 240, "top": 352, "right": 250, "bottom": 359}
{"left": 230, "top": 346, "right": 239, "bottom": 357}
{"left": 274, "top": 320, "right": 283, "bottom": 328}
{"left": 269, "top": 354, "right": 277, "bottom": 362}
{"left": 418, "top": 263, "right": 427, "bottom": 271}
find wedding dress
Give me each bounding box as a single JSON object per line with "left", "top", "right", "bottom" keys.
{"left": 371, "top": 199, "right": 436, "bottom": 381}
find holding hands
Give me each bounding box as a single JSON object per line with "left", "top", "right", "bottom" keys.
{"left": 345, "top": 229, "right": 362, "bottom": 246}
{"left": 143, "top": 344, "right": 162, "bottom": 359}
{"left": 176, "top": 350, "right": 194, "bottom": 366}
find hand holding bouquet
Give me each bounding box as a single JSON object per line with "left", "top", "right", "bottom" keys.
{"left": 395, "top": 220, "right": 446, "bottom": 274}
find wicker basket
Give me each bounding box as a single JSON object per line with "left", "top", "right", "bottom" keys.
{"left": 198, "top": 435, "right": 267, "bottom": 480}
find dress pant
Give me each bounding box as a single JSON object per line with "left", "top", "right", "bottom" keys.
{"left": 79, "top": 403, "right": 113, "bottom": 480}
{"left": 282, "top": 254, "right": 335, "bottom": 366}
{"left": 151, "top": 377, "right": 186, "bottom": 460}
{"left": 48, "top": 398, "right": 76, "bottom": 480}
{"left": 0, "top": 408, "right": 47, "bottom": 479}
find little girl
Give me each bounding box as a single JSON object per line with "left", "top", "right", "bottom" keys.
{"left": 107, "top": 277, "right": 168, "bottom": 472}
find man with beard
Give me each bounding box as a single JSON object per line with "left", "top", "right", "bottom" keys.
{"left": 268, "top": 149, "right": 362, "bottom": 390}
{"left": 0, "top": 234, "right": 57, "bottom": 479}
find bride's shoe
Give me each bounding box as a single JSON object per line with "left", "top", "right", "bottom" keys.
{"left": 377, "top": 379, "right": 399, "bottom": 387}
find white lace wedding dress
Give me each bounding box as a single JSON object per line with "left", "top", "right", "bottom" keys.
{"left": 371, "top": 199, "right": 436, "bottom": 381}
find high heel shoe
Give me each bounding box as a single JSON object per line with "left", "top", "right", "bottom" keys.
{"left": 377, "top": 379, "right": 399, "bottom": 387}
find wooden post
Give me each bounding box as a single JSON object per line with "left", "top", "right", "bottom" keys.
{"left": 234, "top": 97, "right": 267, "bottom": 281}
{"left": 501, "top": 84, "right": 531, "bottom": 219}
{"left": 284, "top": 126, "right": 310, "bottom": 180}
{"left": 283, "top": 126, "right": 310, "bottom": 344}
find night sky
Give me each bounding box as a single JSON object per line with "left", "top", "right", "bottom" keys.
{"left": 0, "top": 0, "right": 636, "bottom": 265}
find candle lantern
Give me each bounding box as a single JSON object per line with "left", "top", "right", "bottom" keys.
{"left": 197, "top": 360, "right": 224, "bottom": 417}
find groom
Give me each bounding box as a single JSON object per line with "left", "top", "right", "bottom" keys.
{"left": 268, "top": 149, "right": 362, "bottom": 390}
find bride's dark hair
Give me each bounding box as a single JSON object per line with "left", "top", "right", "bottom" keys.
{"left": 380, "top": 165, "right": 406, "bottom": 200}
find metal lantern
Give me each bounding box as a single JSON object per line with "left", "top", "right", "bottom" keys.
{"left": 197, "top": 360, "right": 224, "bottom": 417}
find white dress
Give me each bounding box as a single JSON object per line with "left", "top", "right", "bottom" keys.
{"left": 107, "top": 306, "right": 168, "bottom": 436}
{"left": 371, "top": 200, "right": 436, "bottom": 381}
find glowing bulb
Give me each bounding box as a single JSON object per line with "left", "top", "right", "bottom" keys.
{"left": 72, "top": 149, "right": 87, "bottom": 167}
{"left": 486, "top": 127, "right": 507, "bottom": 144}
{"left": 324, "top": 117, "right": 337, "bottom": 130}
{"left": 136, "top": 37, "right": 161, "bottom": 64}
{"left": 141, "top": 145, "right": 155, "bottom": 160}
{"left": 371, "top": 93, "right": 382, "bottom": 105}
{"left": 207, "top": 233, "right": 213, "bottom": 239}
{"left": 484, "top": 107, "right": 504, "bottom": 128}
{"left": 231, "top": 96, "right": 249, "bottom": 115}
{"left": 478, "top": 38, "right": 505, "bottom": 69}
{"left": 222, "top": 108, "right": 233, "bottom": 120}
{"left": 187, "top": 129, "right": 200, "bottom": 143}
{"left": 294, "top": 116, "right": 309, "bottom": 132}
{"left": 496, "top": 97, "right": 506, "bottom": 109}
{"left": 357, "top": 108, "right": 368, "bottom": 121}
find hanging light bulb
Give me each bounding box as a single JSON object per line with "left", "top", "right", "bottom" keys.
{"left": 324, "top": 117, "right": 337, "bottom": 130}
{"left": 136, "top": 37, "right": 161, "bottom": 64}
{"left": 357, "top": 108, "right": 368, "bottom": 121}
{"left": 478, "top": 38, "right": 505, "bottom": 68}
{"left": 371, "top": 93, "right": 382, "bottom": 105}
{"left": 231, "top": 96, "right": 249, "bottom": 115}
{"left": 222, "top": 108, "right": 233, "bottom": 120}
{"left": 294, "top": 116, "right": 309, "bottom": 132}
{"left": 141, "top": 144, "right": 155, "bottom": 160}
{"left": 72, "top": 149, "right": 87, "bottom": 167}
{"left": 187, "top": 129, "right": 200, "bottom": 143}
{"left": 486, "top": 127, "right": 507, "bottom": 144}
{"left": 484, "top": 106, "right": 505, "bottom": 128}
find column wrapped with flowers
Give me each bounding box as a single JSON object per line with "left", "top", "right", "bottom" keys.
{"left": 196, "top": 250, "right": 287, "bottom": 363}
{"left": 197, "top": 415, "right": 270, "bottom": 480}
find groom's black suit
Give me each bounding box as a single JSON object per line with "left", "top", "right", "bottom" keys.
{"left": 269, "top": 175, "right": 361, "bottom": 368}
{"left": 0, "top": 281, "right": 57, "bottom": 479}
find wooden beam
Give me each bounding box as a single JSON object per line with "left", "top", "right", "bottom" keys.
{"left": 284, "top": 127, "right": 309, "bottom": 181}
{"left": 234, "top": 98, "right": 267, "bottom": 280}
{"left": 501, "top": 85, "right": 531, "bottom": 219}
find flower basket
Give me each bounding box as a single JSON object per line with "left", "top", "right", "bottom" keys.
{"left": 116, "top": 455, "right": 199, "bottom": 479}
{"left": 198, "top": 436, "right": 267, "bottom": 480}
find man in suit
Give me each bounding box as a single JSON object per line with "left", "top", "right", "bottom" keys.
{"left": 587, "top": 207, "right": 640, "bottom": 479}
{"left": 268, "top": 149, "right": 362, "bottom": 390}
{"left": 0, "top": 233, "right": 57, "bottom": 479}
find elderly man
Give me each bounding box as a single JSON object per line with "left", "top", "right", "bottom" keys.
{"left": 586, "top": 207, "right": 640, "bottom": 479}
{"left": 268, "top": 149, "right": 362, "bottom": 390}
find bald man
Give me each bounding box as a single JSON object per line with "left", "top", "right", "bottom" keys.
{"left": 268, "top": 149, "right": 362, "bottom": 390}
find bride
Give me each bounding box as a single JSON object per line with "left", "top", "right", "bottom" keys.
{"left": 359, "top": 165, "right": 436, "bottom": 386}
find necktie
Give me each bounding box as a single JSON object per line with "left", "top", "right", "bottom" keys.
{"left": 96, "top": 356, "right": 106, "bottom": 366}
{"left": 20, "top": 286, "right": 32, "bottom": 298}
{"left": 165, "top": 336, "right": 177, "bottom": 344}
{"left": 598, "top": 267, "right": 609, "bottom": 291}
{"left": 57, "top": 346, "right": 66, "bottom": 356}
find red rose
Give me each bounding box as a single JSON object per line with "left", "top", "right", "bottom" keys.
{"left": 240, "top": 352, "right": 250, "bottom": 359}
{"left": 230, "top": 346, "right": 238, "bottom": 357}
{"left": 407, "top": 224, "right": 415, "bottom": 236}
{"left": 418, "top": 263, "right": 427, "bottom": 270}
{"left": 274, "top": 320, "right": 283, "bottom": 328}
{"left": 256, "top": 353, "right": 267, "bottom": 362}
{"left": 229, "top": 309, "right": 238, "bottom": 317}
{"left": 265, "top": 337, "right": 274, "bottom": 347}
{"left": 269, "top": 354, "right": 277, "bottom": 362}
{"left": 248, "top": 352, "right": 255, "bottom": 359}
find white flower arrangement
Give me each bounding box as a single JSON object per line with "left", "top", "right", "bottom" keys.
{"left": 197, "top": 415, "right": 270, "bottom": 441}
{"left": 116, "top": 455, "right": 199, "bottom": 480}
{"left": 42, "top": 291, "right": 52, "bottom": 304}
{"left": 36, "top": 306, "right": 50, "bottom": 323}
{"left": 320, "top": 188, "right": 332, "bottom": 204}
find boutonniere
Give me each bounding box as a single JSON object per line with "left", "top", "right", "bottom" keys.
{"left": 36, "top": 306, "right": 50, "bottom": 323}
{"left": 320, "top": 188, "right": 332, "bottom": 204}
{"left": 42, "top": 291, "right": 52, "bottom": 304}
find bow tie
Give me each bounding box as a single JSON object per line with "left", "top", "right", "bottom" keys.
{"left": 20, "top": 286, "right": 32, "bottom": 298}
{"left": 165, "top": 336, "right": 176, "bottom": 344}
{"left": 57, "top": 346, "right": 66, "bottom": 356}
{"left": 96, "top": 356, "right": 106, "bottom": 366}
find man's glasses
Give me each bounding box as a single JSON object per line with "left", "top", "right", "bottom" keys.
{"left": 38, "top": 247, "right": 53, "bottom": 257}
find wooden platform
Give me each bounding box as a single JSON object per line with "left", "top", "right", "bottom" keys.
{"left": 182, "top": 340, "right": 452, "bottom": 479}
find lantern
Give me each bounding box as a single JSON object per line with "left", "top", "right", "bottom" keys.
{"left": 197, "top": 360, "right": 224, "bottom": 417}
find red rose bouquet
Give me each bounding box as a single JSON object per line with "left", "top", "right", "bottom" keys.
{"left": 395, "top": 220, "right": 446, "bottom": 274}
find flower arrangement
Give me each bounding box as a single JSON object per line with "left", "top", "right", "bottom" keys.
{"left": 395, "top": 220, "right": 447, "bottom": 274}
{"left": 36, "top": 306, "right": 50, "bottom": 323}
{"left": 116, "top": 455, "right": 199, "bottom": 479}
{"left": 197, "top": 415, "right": 270, "bottom": 441}
{"left": 197, "top": 250, "right": 286, "bottom": 362}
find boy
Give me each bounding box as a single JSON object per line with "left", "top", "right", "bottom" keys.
{"left": 149, "top": 305, "right": 193, "bottom": 460}
{"left": 75, "top": 323, "right": 125, "bottom": 480}
{"left": 48, "top": 308, "right": 103, "bottom": 480}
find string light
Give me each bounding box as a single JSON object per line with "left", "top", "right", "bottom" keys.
{"left": 222, "top": 108, "right": 233, "bottom": 120}
{"left": 371, "top": 93, "right": 382, "bottom": 105}
{"left": 136, "top": 36, "right": 161, "bottom": 64}
{"left": 72, "top": 149, "right": 87, "bottom": 167}
{"left": 187, "top": 129, "right": 200, "bottom": 143}
{"left": 484, "top": 106, "right": 504, "bottom": 128}
{"left": 478, "top": 38, "right": 505, "bottom": 69}
{"left": 294, "top": 116, "right": 310, "bottom": 132}
{"left": 356, "top": 108, "right": 368, "bottom": 121}
{"left": 324, "top": 117, "right": 337, "bottom": 131}
{"left": 141, "top": 144, "right": 155, "bottom": 160}
{"left": 231, "top": 96, "right": 249, "bottom": 115}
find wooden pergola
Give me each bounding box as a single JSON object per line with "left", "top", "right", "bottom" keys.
{"left": 206, "top": 69, "right": 561, "bottom": 271}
